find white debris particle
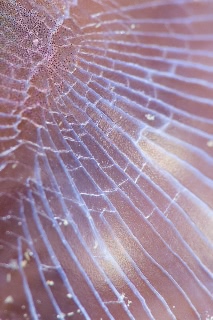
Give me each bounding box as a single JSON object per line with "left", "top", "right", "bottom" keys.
{"left": 33, "top": 38, "right": 39, "bottom": 46}
{"left": 67, "top": 312, "right": 74, "bottom": 317}
{"left": 207, "top": 140, "right": 213, "bottom": 147}
{"left": 4, "top": 296, "right": 14, "bottom": 304}
{"left": 93, "top": 241, "right": 98, "bottom": 249}
{"left": 46, "top": 280, "right": 54, "bottom": 286}
{"left": 21, "top": 260, "right": 28, "bottom": 268}
{"left": 131, "top": 24, "right": 135, "bottom": 29}
{"left": 145, "top": 113, "right": 155, "bottom": 121}
{"left": 57, "top": 313, "right": 65, "bottom": 319}
{"left": 127, "top": 300, "right": 132, "bottom": 307}
{"left": 173, "top": 305, "right": 176, "bottom": 309}
{"left": 21, "top": 305, "right": 26, "bottom": 310}
{"left": 23, "top": 313, "right": 28, "bottom": 318}
{"left": 24, "top": 249, "right": 33, "bottom": 261}
{"left": 6, "top": 273, "right": 11, "bottom": 282}
{"left": 54, "top": 217, "right": 68, "bottom": 226}
{"left": 66, "top": 293, "right": 72, "bottom": 299}
{"left": 12, "top": 163, "right": 17, "bottom": 169}
{"left": 76, "top": 309, "right": 81, "bottom": 313}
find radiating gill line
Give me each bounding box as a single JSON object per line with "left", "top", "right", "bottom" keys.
{"left": 55, "top": 63, "right": 156, "bottom": 144}
{"left": 39, "top": 103, "right": 204, "bottom": 318}
{"left": 30, "top": 144, "right": 213, "bottom": 260}
{"left": 0, "top": 47, "right": 30, "bottom": 66}
{"left": 109, "top": 241, "right": 177, "bottom": 320}
{"left": 50, "top": 68, "right": 213, "bottom": 258}
{"left": 67, "top": 62, "right": 212, "bottom": 177}
{"left": 0, "top": 141, "right": 24, "bottom": 158}
{"left": 36, "top": 199, "right": 118, "bottom": 320}
{"left": 97, "top": 0, "right": 142, "bottom": 24}
{"left": 134, "top": 168, "right": 213, "bottom": 251}
{"left": 50, "top": 72, "right": 143, "bottom": 142}
{"left": 160, "top": 198, "right": 213, "bottom": 268}
{"left": 0, "top": 236, "right": 23, "bottom": 252}
{"left": 152, "top": 71, "right": 213, "bottom": 93}
{"left": 163, "top": 121, "right": 213, "bottom": 156}
{"left": 0, "top": 131, "right": 19, "bottom": 141}
{"left": 37, "top": 125, "right": 175, "bottom": 319}
{"left": 37, "top": 181, "right": 140, "bottom": 318}
{"left": 18, "top": 197, "right": 66, "bottom": 318}
{"left": 0, "top": 75, "right": 28, "bottom": 95}
{"left": 91, "top": 0, "right": 206, "bottom": 18}
{"left": 82, "top": 15, "right": 213, "bottom": 31}
{"left": 5, "top": 1, "right": 213, "bottom": 134}
{"left": 0, "top": 48, "right": 39, "bottom": 76}
{"left": 149, "top": 99, "right": 213, "bottom": 135}
{"left": 50, "top": 69, "right": 147, "bottom": 166}
{"left": 0, "top": 6, "right": 211, "bottom": 320}
{"left": 153, "top": 203, "right": 213, "bottom": 283}
{"left": 0, "top": 86, "right": 27, "bottom": 103}
{"left": 0, "top": 95, "right": 26, "bottom": 110}
{"left": 36, "top": 127, "right": 139, "bottom": 319}
{"left": 79, "top": 37, "right": 213, "bottom": 73}
{"left": 103, "top": 187, "right": 213, "bottom": 305}
{"left": 80, "top": 30, "right": 213, "bottom": 42}
{"left": 111, "top": 129, "right": 213, "bottom": 263}
{"left": 66, "top": 127, "right": 213, "bottom": 292}
{"left": 100, "top": 211, "right": 201, "bottom": 319}
{"left": 51, "top": 96, "right": 213, "bottom": 251}
{"left": 19, "top": 195, "right": 72, "bottom": 314}
{"left": 17, "top": 238, "right": 40, "bottom": 320}
{"left": 153, "top": 207, "right": 213, "bottom": 284}
{"left": 76, "top": 53, "right": 213, "bottom": 126}
{"left": 142, "top": 136, "right": 213, "bottom": 208}
{"left": 78, "top": 51, "right": 213, "bottom": 111}
{"left": 16, "top": 96, "right": 213, "bottom": 274}
{"left": 2, "top": 0, "right": 212, "bottom": 310}
{"left": 44, "top": 99, "right": 212, "bottom": 308}
{"left": 94, "top": 220, "right": 174, "bottom": 319}
{"left": 77, "top": 69, "right": 213, "bottom": 158}
{"left": 153, "top": 81, "right": 213, "bottom": 109}
{"left": 1, "top": 111, "right": 33, "bottom": 126}
{"left": 144, "top": 129, "right": 213, "bottom": 180}
{"left": 100, "top": 214, "right": 200, "bottom": 319}
{"left": 26, "top": 0, "right": 65, "bottom": 21}
{"left": 113, "top": 203, "right": 212, "bottom": 312}
{"left": 79, "top": 46, "right": 210, "bottom": 89}
{"left": 21, "top": 211, "right": 90, "bottom": 320}
{"left": 73, "top": 72, "right": 213, "bottom": 141}
{"left": 25, "top": 186, "right": 95, "bottom": 320}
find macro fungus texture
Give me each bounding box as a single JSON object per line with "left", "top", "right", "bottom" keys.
{"left": 0, "top": 0, "right": 213, "bottom": 319}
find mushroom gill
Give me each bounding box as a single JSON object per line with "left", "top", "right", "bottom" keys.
{"left": 0, "top": 1, "right": 213, "bottom": 319}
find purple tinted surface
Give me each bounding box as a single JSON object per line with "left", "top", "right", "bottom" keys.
{"left": 0, "top": 1, "right": 213, "bottom": 319}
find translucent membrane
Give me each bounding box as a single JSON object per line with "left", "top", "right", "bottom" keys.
{"left": 0, "top": 1, "right": 213, "bottom": 319}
